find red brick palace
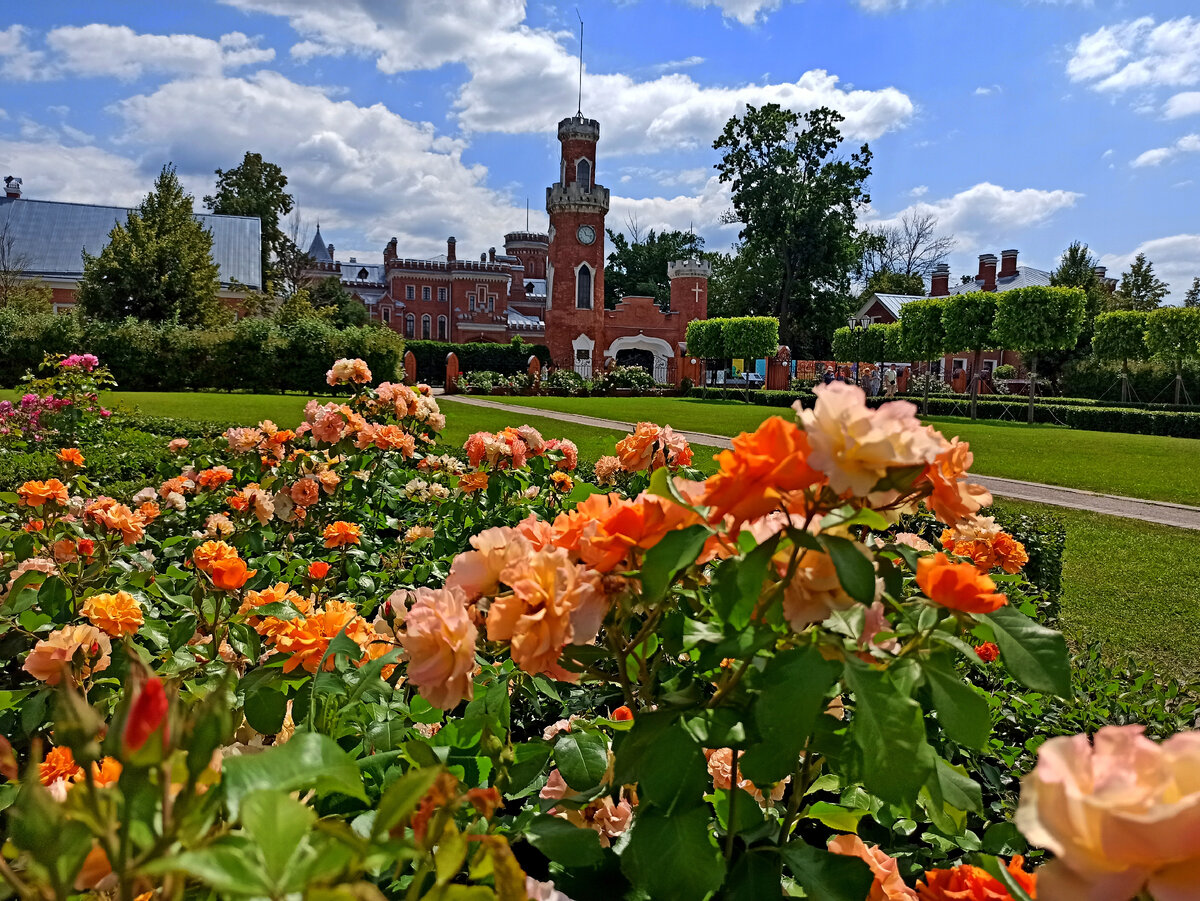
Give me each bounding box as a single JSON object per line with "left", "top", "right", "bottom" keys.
{"left": 308, "top": 112, "right": 709, "bottom": 376}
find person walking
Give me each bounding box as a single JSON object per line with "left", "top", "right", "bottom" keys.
{"left": 867, "top": 368, "right": 881, "bottom": 398}
{"left": 884, "top": 364, "right": 898, "bottom": 397}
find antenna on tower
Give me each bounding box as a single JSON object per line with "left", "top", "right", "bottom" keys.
{"left": 526, "top": 197, "right": 530, "bottom": 231}
{"left": 576, "top": 8, "right": 584, "bottom": 115}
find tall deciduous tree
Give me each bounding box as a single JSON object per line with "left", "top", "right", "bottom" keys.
{"left": 706, "top": 245, "right": 784, "bottom": 318}
{"left": 714, "top": 104, "right": 872, "bottom": 358}
{"left": 858, "top": 212, "right": 955, "bottom": 281}
{"left": 858, "top": 270, "right": 925, "bottom": 303}
{"left": 1145, "top": 306, "right": 1200, "bottom": 404}
{"left": 1184, "top": 277, "right": 1200, "bottom": 308}
{"left": 604, "top": 224, "right": 705, "bottom": 310}
{"left": 204, "top": 152, "right": 294, "bottom": 293}
{"left": 78, "top": 164, "right": 223, "bottom": 327}
{"left": 1111, "top": 253, "right": 1169, "bottom": 311}
{"left": 993, "top": 286, "right": 1087, "bottom": 422}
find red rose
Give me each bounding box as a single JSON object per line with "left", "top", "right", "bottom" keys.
{"left": 612, "top": 706, "right": 634, "bottom": 722}
{"left": 308, "top": 560, "right": 331, "bottom": 580}
{"left": 975, "top": 642, "right": 1000, "bottom": 663}
{"left": 123, "top": 676, "right": 169, "bottom": 754}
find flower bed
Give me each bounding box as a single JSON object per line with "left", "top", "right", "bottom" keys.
{"left": 2, "top": 357, "right": 1195, "bottom": 900}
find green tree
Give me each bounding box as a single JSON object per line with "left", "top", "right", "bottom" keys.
{"left": 204, "top": 152, "right": 294, "bottom": 293}
{"left": 78, "top": 164, "right": 224, "bottom": 327}
{"left": 1184, "top": 277, "right": 1200, "bottom": 308}
{"left": 1111, "top": 253, "right": 1169, "bottom": 311}
{"left": 706, "top": 245, "right": 784, "bottom": 318}
{"left": 898, "top": 298, "right": 947, "bottom": 415}
{"left": 941, "top": 292, "right": 997, "bottom": 420}
{"left": 714, "top": 103, "right": 872, "bottom": 358}
{"left": 993, "top": 286, "right": 1087, "bottom": 422}
{"left": 1145, "top": 306, "right": 1200, "bottom": 404}
{"left": 604, "top": 224, "right": 705, "bottom": 310}
{"left": 1092, "top": 311, "right": 1148, "bottom": 402}
{"left": 310, "top": 275, "right": 351, "bottom": 310}
{"left": 1040, "top": 241, "right": 1110, "bottom": 390}
{"left": 859, "top": 270, "right": 925, "bottom": 303}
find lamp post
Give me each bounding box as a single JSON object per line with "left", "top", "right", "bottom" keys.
{"left": 846, "top": 316, "right": 870, "bottom": 386}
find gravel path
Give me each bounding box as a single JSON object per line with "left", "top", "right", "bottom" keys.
{"left": 441, "top": 395, "right": 1200, "bottom": 530}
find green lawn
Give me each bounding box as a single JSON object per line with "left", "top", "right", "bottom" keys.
{"left": 491, "top": 396, "right": 1200, "bottom": 505}
{"left": 999, "top": 500, "right": 1200, "bottom": 681}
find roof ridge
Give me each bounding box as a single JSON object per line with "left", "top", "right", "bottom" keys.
{"left": 0, "top": 195, "right": 260, "bottom": 222}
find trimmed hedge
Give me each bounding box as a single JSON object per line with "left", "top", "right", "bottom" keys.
{"left": 405, "top": 339, "right": 550, "bottom": 385}
{"left": 0, "top": 310, "right": 405, "bottom": 394}
{"left": 686, "top": 386, "right": 1200, "bottom": 438}
{"left": 1062, "top": 358, "right": 1200, "bottom": 403}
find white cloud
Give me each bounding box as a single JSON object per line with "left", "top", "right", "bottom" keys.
{"left": 868, "top": 182, "right": 1082, "bottom": 246}
{"left": 1165, "top": 91, "right": 1200, "bottom": 119}
{"left": 1067, "top": 17, "right": 1200, "bottom": 92}
{"left": 1100, "top": 234, "right": 1200, "bottom": 304}
{"left": 109, "top": 71, "right": 526, "bottom": 259}
{"left": 45, "top": 25, "right": 274, "bottom": 80}
{"left": 0, "top": 139, "right": 147, "bottom": 207}
{"left": 1101, "top": 148, "right": 1114, "bottom": 158}
{"left": 219, "top": 0, "right": 915, "bottom": 153}
{"left": 610, "top": 177, "right": 739, "bottom": 247}
{"left": 651, "top": 56, "right": 705, "bottom": 73}
{"left": 0, "top": 25, "right": 48, "bottom": 81}
{"left": 1131, "top": 133, "right": 1200, "bottom": 167}
{"left": 909, "top": 185, "right": 928, "bottom": 197}
{"left": 685, "top": 0, "right": 786, "bottom": 25}
{"left": 974, "top": 86, "right": 999, "bottom": 96}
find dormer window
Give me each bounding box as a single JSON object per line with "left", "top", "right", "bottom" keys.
{"left": 357, "top": 267, "right": 369, "bottom": 280}
{"left": 576, "top": 159, "right": 591, "bottom": 193}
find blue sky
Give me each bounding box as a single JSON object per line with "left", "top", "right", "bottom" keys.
{"left": 2, "top": 0, "right": 1198, "bottom": 299}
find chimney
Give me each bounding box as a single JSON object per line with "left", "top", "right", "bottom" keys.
{"left": 384, "top": 237, "right": 397, "bottom": 262}
{"left": 1093, "top": 265, "right": 1107, "bottom": 280}
{"left": 488, "top": 246, "right": 496, "bottom": 263}
{"left": 930, "top": 263, "right": 950, "bottom": 297}
{"left": 999, "top": 248, "right": 1018, "bottom": 279}
{"left": 447, "top": 236, "right": 456, "bottom": 262}
{"left": 4, "top": 176, "right": 21, "bottom": 199}
{"left": 327, "top": 244, "right": 335, "bottom": 260}
{"left": 977, "top": 254, "right": 998, "bottom": 292}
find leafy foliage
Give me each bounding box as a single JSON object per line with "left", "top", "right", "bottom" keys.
{"left": 204, "top": 152, "right": 295, "bottom": 294}
{"left": 1111, "top": 253, "right": 1170, "bottom": 312}
{"left": 899, "top": 298, "right": 948, "bottom": 362}
{"left": 1144, "top": 306, "right": 1200, "bottom": 367}
{"left": 604, "top": 227, "right": 705, "bottom": 310}
{"left": 941, "top": 292, "right": 998, "bottom": 356}
{"left": 993, "top": 287, "right": 1087, "bottom": 356}
{"left": 1092, "top": 311, "right": 1149, "bottom": 367}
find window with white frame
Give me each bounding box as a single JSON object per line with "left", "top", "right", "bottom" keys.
{"left": 576, "top": 264, "right": 592, "bottom": 310}
{"left": 422, "top": 286, "right": 431, "bottom": 301}
{"left": 437, "top": 315, "right": 448, "bottom": 340}
{"left": 437, "top": 287, "right": 447, "bottom": 302}
{"left": 405, "top": 314, "right": 415, "bottom": 338}
{"left": 468, "top": 294, "right": 476, "bottom": 311}
{"left": 405, "top": 285, "right": 415, "bottom": 300}
{"left": 576, "top": 158, "right": 591, "bottom": 193}
{"left": 421, "top": 314, "right": 431, "bottom": 339}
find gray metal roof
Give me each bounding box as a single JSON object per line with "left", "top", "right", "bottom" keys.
{"left": 949, "top": 266, "right": 1052, "bottom": 295}
{"left": 0, "top": 196, "right": 262, "bottom": 290}
{"left": 307, "top": 224, "right": 333, "bottom": 262}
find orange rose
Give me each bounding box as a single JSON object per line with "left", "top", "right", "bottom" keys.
{"left": 17, "top": 479, "right": 69, "bottom": 508}
{"left": 828, "top": 835, "right": 917, "bottom": 901}
{"left": 307, "top": 560, "right": 331, "bottom": 580}
{"left": 81, "top": 590, "right": 144, "bottom": 637}
{"left": 459, "top": 471, "right": 490, "bottom": 494}
{"left": 193, "top": 540, "right": 239, "bottom": 574}
{"left": 56, "top": 448, "right": 84, "bottom": 467}
{"left": 577, "top": 492, "right": 702, "bottom": 573}
{"left": 39, "top": 746, "right": 82, "bottom": 786}
{"left": 922, "top": 438, "right": 992, "bottom": 526}
{"left": 916, "top": 858, "right": 1036, "bottom": 900}
{"left": 137, "top": 501, "right": 161, "bottom": 524}
{"left": 398, "top": 587, "right": 478, "bottom": 709}
{"left": 915, "top": 553, "right": 1007, "bottom": 614}
{"left": 196, "top": 466, "right": 234, "bottom": 490}
{"left": 210, "top": 557, "right": 256, "bottom": 591}
{"left": 323, "top": 521, "right": 361, "bottom": 548}
{"left": 23, "top": 624, "right": 112, "bottom": 685}
{"left": 273, "top": 601, "right": 373, "bottom": 674}
{"left": 702, "top": 417, "right": 822, "bottom": 526}
{"left": 290, "top": 478, "right": 320, "bottom": 507}
{"left": 93, "top": 502, "right": 145, "bottom": 545}
{"left": 76, "top": 757, "right": 122, "bottom": 787}
{"left": 940, "top": 516, "right": 1028, "bottom": 574}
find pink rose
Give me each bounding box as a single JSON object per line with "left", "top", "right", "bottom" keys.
{"left": 1015, "top": 725, "right": 1200, "bottom": 901}
{"left": 397, "top": 587, "right": 477, "bottom": 710}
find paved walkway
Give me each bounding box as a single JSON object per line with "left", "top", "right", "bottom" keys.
{"left": 440, "top": 395, "right": 1200, "bottom": 530}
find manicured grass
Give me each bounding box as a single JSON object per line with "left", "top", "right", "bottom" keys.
{"left": 1, "top": 390, "right": 322, "bottom": 426}
{"left": 999, "top": 500, "right": 1200, "bottom": 682}
{"left": 495, "top": 396, "right": 1200, "bottom": 505}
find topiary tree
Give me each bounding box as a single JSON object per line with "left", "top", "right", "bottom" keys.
{"left": 831, "top": 326, "right": 854, "bottom": 365}
{"left": 899, "top": 298, "right": 947, "bottom": 415}
{"left": 993, "top": 286, "right": 1087, "bottom": 422}
{"left": 722, "top": 316, "right": 779, "bottom": 360}
{"left": 685, "top": 318, "right": 726, "bottom": 386}
{"left": 941, "top": 292, "right": 997, "bottom": 419}
{"left": 1092, "top": 311, "right": 1149, "bottom": 402}
{"left": 1145, "top": 307, "right": 1200, "bottom": 405}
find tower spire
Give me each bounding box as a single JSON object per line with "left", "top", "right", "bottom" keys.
{"left": 576, "top": 8, "right": 584, "bottom": 115}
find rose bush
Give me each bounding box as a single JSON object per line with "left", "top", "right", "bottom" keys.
{"left": 0, "top": 364, "right": 1180, "bottom": 900}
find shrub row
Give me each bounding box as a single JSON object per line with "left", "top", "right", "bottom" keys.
{"left": 405, "top": 339, "right": 550, "bottom": 385}
{"left": 1062, "top": 358, "right": 1200, "bottom": 403}
{"left": 0, "top": 310, "right": 404, "bottom": 394}
{"left": 686, "top": 386, "right": 1200, "bottom": 438}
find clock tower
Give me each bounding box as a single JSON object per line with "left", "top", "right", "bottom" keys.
{"left": 545, "top": 113, "right": 610, "bottom": 372}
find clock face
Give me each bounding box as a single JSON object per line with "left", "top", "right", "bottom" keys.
{"left": 577, "top": 225, "right": 596, "bottom": 245}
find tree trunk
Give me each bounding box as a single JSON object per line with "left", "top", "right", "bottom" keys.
{"left": 1027, "top": 353, "right": 1037, "bottom": 425}
{"left": 1121, "top": 359, "right": 1129, "bottom": 404}
{"left": 923, "top": 358, "right": 931, "bottom": 417}
{"left": 1176, "top": 362, "right": 1183, "bottom": 406}
{"left": 970, "top": 348, "right": 982, "bottom": 420}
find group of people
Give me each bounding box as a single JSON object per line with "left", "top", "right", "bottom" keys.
{"left": 822, "top": 363, "right": 900, "bottom": 397}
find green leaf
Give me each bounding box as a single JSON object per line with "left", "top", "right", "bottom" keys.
{"left": 621, "top": 806, "right": 726, "bottom": 901}
{"left": 524, "top": 813, "right": 604, "bottom": 867}
{"left": 239, "top": 790, "right": 316, "bottom": 887}
{"left": 982, "top": 606, "right": 1071, "bottom": 697}
{"left": 647, "top": 466, "right": 698, "bottom": 511}
{"left": 373, "top": 767, "right": 442, "bottom": 839}
{"left": 923, "top": 659, "right": 991, "bottom": 750}
{"left": 640, "top": 524, "right": 711, "bottom": 603}
{"left": 146, "top": 839, "right": 271, "bottom": 896}
{"left": 727, "top": 534, "right": 780, "bottom": 630}
{"left": 804, "top": 801, "right": 867, "bottom": 833}
{"left": 975, "top": 855, "right": 1036, "bottom": 901}
{"left": 243, "top": 683, "right": 288, "bottom": 736}
{"left": 222, "top": 732, "right": 366, "bottom": 818}
{"left": 722, "top": 850, "right": 782, "bottom": 901}
{"left": 819, "top": 535, "right": 876, "bottom": 604}
{"left": 843, "top": 663, "right": 932, "bottom": 804}
{"left": 553, "top": 730, "right": 609, "bottom": 792}
{"left": 779, "top": 841, "right": 874, "bottom": 901}
{"left": 739, "top": 647, "right": 840, "bottom": 784}
{"left": 635, "top": 722, "right": 708, "bottom": 813}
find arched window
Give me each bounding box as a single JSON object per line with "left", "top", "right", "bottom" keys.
{"left": 576, "top": 264, "right": 592, "bottom": 310}
{"left": 526, "top": 282, "right": 535, "bottom": 293}
{"left": 421, "top": 314, "right": 432, "bottom": 339}
{"left": 382, "top": 307, "right": 391, "bottom": 324}
{"left": 437, "top": 315, "right": 448, "bottom": 340}
{"left": 576, "top": 159, "right": 591, "bottom": 193}
{"left": 405, "top": 314, "right": 415, "bottom": 338}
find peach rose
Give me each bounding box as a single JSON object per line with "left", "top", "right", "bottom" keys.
{"left": 796, "top": 383, "right": 943, "bottom": 498}
{"left": 81, "top": 590, "right": 144, "bottom": 637}
{"left": 446, "top": 526, "right": 531, "bottom": 600}
{"left": 922, "top": 438, "right": 992, "bottom": 526}
{"left": 490, "top": 547, "right": 607, "bottom": 680}
{"left": 1015, "top": 725, "right": 1200, "bottom": 901}
{"left": 17, "top": 478, "right": 69, "bottom": 508}
{"left": 781, "top": 547, "right": 867, "bottom": 631}
{"left": 326, "top": 357, "right": 372, "bottom": 386}
{"left": 828, "top": 835, "right": 917, "bottom": 901}
{"left": 593, "top": 455, "right": 621, "bottom": 486}
{"left": 397, "top": 587, "right": 478, "bottom": 709}
{"left": 167, "top": 438, "right": 189, "bottom": 453}
{"left": 23, "top": 624, "right": 112, "bottom": 685}
{"left": 290, "top": 478, "right": 320, "bottom": 507}
{"left": 703, "top": 747, "right": 787, "bottom": 806}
